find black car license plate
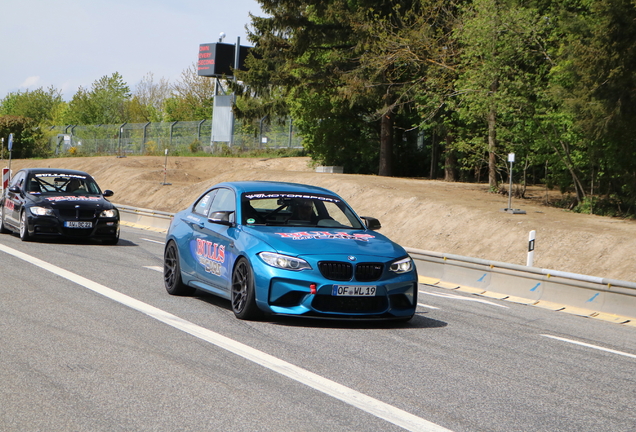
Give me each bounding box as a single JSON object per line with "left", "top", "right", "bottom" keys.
{"left": 64, "top": 221, "right": 92, "bottom": 228}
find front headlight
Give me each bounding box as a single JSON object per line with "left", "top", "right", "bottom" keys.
{"left": 100, "top": 209, "right": 118, "bottom": 218}
{"left": 29, "top": 206, "right": 55, "bottom": 216}
{"left": 389, "top": 257, "right": 413, "bottom": 274}
{"left": 259, "top": 252, "right": 312, "bottom": 271}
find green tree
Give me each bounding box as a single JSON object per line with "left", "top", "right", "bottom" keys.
{"left": 239, "top": 0, "right": 459, "bottom": 176}
{"left": 453, "top": 0, "right": 553, "bottom": 190}
{"left": 0, "top": 86, "right": 64, "bottom": 124}
{"left": 127, "top": 72, "right": 171, "bottom": 122}
{"left": 164, "top": 64, "right": 215, "bottom": 121}
{"left": 65, "top": 72, "right": 131, "bottom": 125}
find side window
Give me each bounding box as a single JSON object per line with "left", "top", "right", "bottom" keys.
{"left": 10, "top": 172, "right": 25, "bottom": 189}
{"left": 209, "top": 188, "right": 236, "bottom": 221}
{"left": 193, "top": 190, "right": 217, "bottom": 216}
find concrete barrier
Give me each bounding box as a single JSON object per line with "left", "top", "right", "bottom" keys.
{"left": 407, "top": 247, "right": 636, "bottom": 324}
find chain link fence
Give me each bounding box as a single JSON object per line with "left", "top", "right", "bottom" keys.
{"left": 49, "top": 118, "right": 303, "bottom": 156}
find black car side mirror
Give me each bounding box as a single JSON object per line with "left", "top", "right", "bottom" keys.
{"left": 103, "top": 190, "right": 114, "bottom": 197}
{"left": 360, "top": 216, "right": 381, "bottom": 231}
{"left": 9, "top": 186, "right": 20, "bottom": 193}
{"left": 209, "top": 210, "right": 235, "bottom": 226}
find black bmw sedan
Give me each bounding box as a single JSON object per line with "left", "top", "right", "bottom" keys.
{"left": 0, "top": 168, "right": 120, "bottom": 244}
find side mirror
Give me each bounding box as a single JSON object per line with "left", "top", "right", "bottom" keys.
{"left": 103, "top": 190, "right": 114, "bottom": 197}
{"left": 8, "top": 186, "right": 21, "bottom": 194}
{"left": 360, "top": 216, "right": 381, "bottom": 231}
{"left": 209, "top": 210, "right": 235, "bottom": 226}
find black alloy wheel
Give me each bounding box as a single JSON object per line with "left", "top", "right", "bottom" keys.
{"left": 231, "top": 257, "right": 262, "bottom": 320}
{"left": 164, "top": 241, "right": 194, "bottom": 296}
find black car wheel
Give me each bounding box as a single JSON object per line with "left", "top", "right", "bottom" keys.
{"left": 231, "top": 257, "right": 263, "bottom": 320}
{"left": 19, "top": 210, "right": 31, "bottom": 241}
{"left": 0, "top": 208, "right": 9, "bottom": 234}
{"left": 164, "top": 241, "right": 194, "bottom": 296}
{"left": 102, "top": 229, "right": 119, "bottom": 245}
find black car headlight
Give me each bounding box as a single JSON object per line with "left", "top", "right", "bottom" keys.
{"left": 100, "top": 209, "right": 118, "bottom": 218}
{"left": 259, "top": 252, "right": 312, "bottom": 271}
{"left": 29, "top": 206, "right": 55, "bottom": 217}
{"left": 389, "top": 257, "right": 413, "bottom": 274}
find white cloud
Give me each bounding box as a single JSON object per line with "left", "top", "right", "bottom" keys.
{"left": 20, "top": 76, "right": 41, "bottom": 89}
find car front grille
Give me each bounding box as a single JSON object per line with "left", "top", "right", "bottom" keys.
{"left": 318, "top": 261, "right": 353, "bottom": 281}
{"left": 58, "top": 208, "right": 97, "bottom": 220}
{"left": 355, "top": 263, "right": 384, "bottom": 282}
{"left": 318, "top": 261, "right": 384, "bottom": 282}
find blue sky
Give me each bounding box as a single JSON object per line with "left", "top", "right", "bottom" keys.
{"left": 0, "top": 0, "right": 264, "bottom": 101}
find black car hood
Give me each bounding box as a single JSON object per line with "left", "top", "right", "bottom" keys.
{"left": 28, "top": 193, "right": 114, "bottom": 210}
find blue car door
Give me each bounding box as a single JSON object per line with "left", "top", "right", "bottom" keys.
{"left": 192, "top": 187, "right": 237, "bottom": 292}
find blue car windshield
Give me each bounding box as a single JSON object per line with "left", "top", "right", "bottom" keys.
{"left": 242, "top": 192, "right": 364, "bottom": 229}
{"left": 28, "top": 173, "right": 102, "bottom": 195}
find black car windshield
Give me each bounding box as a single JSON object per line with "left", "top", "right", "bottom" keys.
{"left": 28, "top": 173, "right": 101, "bottom": 195}
{"left": 242, "top": 192, "right": 364, "bottom": 229}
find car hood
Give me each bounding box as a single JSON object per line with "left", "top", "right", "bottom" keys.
{"left": 242, "top": 226, "right": 407, "bottom": 259}
{"left": 28, "top": 193, "right": 113, "bottom": 210}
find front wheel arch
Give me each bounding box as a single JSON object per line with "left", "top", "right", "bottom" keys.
{"left": 231, "top": 256, "right": 264, "bottom": 320}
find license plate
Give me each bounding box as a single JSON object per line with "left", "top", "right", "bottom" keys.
{"left": 64, "top": 221, "right": 92, "bottom": 228}
{"left": 332, "top": 285, "right": 376, "bottom": 297}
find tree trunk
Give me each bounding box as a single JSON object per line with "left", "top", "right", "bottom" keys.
{"left": 444, "top": 134, "right": 457, "bottom": 182}
{"left": 379, "top": 109, "right": 393, "bottom": 176}
{"left": 487, "top": 108, "right": 497, "bottom": 190}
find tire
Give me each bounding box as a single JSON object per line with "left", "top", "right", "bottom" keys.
{"left": 102, "top": 229, "right": 119, "bottom": 245}
{"left": 231, "top": 257, "right": 263, "bottom": 320}
{"left": 19, "top": 210, "right": 31, "bottom": 241}
{"left": 164, "top": 241, "right": 195, "bottom": 296}
{"left": 0, "top": 208, "right": 9, "bottom": 234}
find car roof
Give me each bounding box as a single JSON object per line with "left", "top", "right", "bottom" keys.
{"left": 20, "top": 168, "right": 94, "bottom": 177}
{"left": 215, "top": 181, "right": 341, "bottom": 197}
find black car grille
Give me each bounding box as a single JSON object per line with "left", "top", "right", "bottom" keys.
{"left": 318, "top": 261, "right": 384, "bottom": 282}
{"left": 58, "top": 208, "right": 97, "bottom": 220}
{"left": 318, "top": 261, "right": 353, "bottom": 281}
{"left": 312, "top": 295, "right": 388, "bottom": 314}
{"left": 355, "top": 263, "right": 384, "bottom": 282}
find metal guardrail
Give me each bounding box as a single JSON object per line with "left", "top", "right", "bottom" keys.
{"left": 116, "top": 204, "right": 173, "bottom": 232}
{"left": 406, "top": 248, "right": 636, "bottom": 323}
{"left": 115, "top": 204, "right": 636, "bottom": 323}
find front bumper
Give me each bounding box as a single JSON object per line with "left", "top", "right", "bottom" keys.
{"left": 255, "top": 267, "right": 418, "bottom": 319}
{"left": 26, "top": 214, "right": 119, "bottom": 240}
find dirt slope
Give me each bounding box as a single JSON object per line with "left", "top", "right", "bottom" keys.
{"left": 7, "top": 155, "right": 636, "bottom": 282}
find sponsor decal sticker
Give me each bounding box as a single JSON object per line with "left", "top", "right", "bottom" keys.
{"left": 275, "top": 231, "right": 375, "bottom": 241}
{"left": 45, "top": 196, "right": 100, "bottom": 202}
{"left": 196, "top": 238, "right": 225, "bottom": 276}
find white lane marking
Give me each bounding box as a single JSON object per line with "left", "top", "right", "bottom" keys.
{"left": 141, "top": 238, "right": 164, "bottom": 245}
{"left": 144, "top": 266, "right": 163, "bottom": 272}
{"left": 542, "top": 334, "right": 636, "bottom": 360}
{"left": 0, "top": 244, "right": 452, "bottom": 432}
{"left": 419, "top": 290, "right": 509, "bottom": 309}
{"left": 418, "top": 303, "right": 440, "bottom": 310}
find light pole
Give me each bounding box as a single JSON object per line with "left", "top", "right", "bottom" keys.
{"left": 501, "top": 152, "right": 526, "bottom": 214}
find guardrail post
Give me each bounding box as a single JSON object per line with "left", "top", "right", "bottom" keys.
{"left": 527, "top": 230, "right": 536, "bottom": 267}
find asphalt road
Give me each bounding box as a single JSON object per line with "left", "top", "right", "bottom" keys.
{"left": 1, "top": 226, "right": 635, "bottom": 432}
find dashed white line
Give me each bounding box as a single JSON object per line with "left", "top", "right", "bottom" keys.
{"left": 419, "top": 290, "right": 508, "bottom": 308}
{"left": 144, "top": 266, "right": 163, "bottom": 272}
{"left": 0, "top": 243, "right": 453, "bottom": 432}
{"left": 542, "top": 334, "right": 636, "bottom": 360}
{"left": 141, "top": 238, "right": 164, "bottom": 244}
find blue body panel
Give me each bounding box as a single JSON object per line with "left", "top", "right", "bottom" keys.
{"left": 165, "top": 181, "right": 418, "bottom": 319}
